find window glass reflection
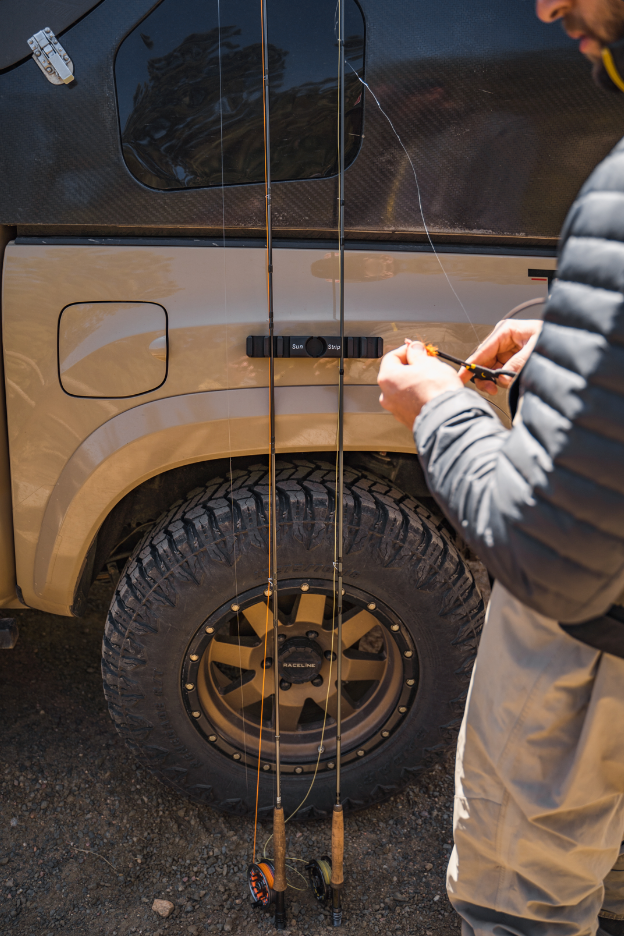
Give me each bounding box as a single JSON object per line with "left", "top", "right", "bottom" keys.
{"left": 115, "top": 0, "right": 365, "bottom": 190}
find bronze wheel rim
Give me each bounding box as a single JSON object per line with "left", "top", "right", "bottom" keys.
{"left": 182, "top": 579, "right": 418, "bottom": 774}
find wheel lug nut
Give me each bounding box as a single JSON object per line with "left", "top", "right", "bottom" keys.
{"left": 262, "top": 657, "right": 273, "bottom": 669}
{"left": 231, "top": 603, "right": 240, "bottom": 612}
{"left": 192, "top": 711, "right": 201, "bottom": 718}
{"left": 190, "top": 654, "right": 199, "bottom": 662}
{"left": 208, "top": 735, "right": 217, "bottom": 742}
{"left": 403, "top": 650, "right": 413, "bottom": 658}
{"left": 398, "top": 706, "right": 407, "bottom": 714}
{"left": 367, "top": 602, "right": 376, "bottom": 611}
{"left": 263, "top": 764, "right": 271, "bottom": 771}
{"left": 306, "top": 630, "right": 318, "bottom": 639}
{"left": 280, "top": 680, "right": 291, "bottom": 691}
{"left": 311, "top": 675, "right": 323, "bottom": 687}
{"left": 324, "top": 651, "right": 336, "bottom": 661}
{"left": 406, "top": 678, "right": 415, "bottom": 686}
{"left": 391, "top": 624, "right": 399, "bottom": 632}
{"left": 327, "top": 762, "right": 335, "bottom": 769}
{"left": 277, "top": 634, "right": 286, "bottom": 644}
{"left": 357, "top": 749, "right": 365, "bottom": 757}
{"left": 185, "top": 683, "right": 194, "bottom": 691}
{"left": 381, "top": 731, "right": 390, "bottom": 738}
{"left": 205, "top": 626, "right": 214, "bottom": 634}
{"left": 264, "top": 588, "right": 273, "bottom": 597}
{"left": 233, "top": 753, "right": 241, "bottom": 760}
{"left": 300, "top": 583, "right": 309, "bottom": 592}
{"left": 295, "top": 767, "right": 303, "bottom": 774}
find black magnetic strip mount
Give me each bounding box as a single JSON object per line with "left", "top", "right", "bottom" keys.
{"left": 246, "top": 336, "right": 383, "bottom": 359}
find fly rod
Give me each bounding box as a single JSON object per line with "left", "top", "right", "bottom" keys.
{"left": 260, "top": 0, "right": 286, "bottom": 928}
{"left": 330, "top": 0, "right": 346, "bottom": 926}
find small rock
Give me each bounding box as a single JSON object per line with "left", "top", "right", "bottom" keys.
{"left": 290, "top": 902, "right": 301, "bottom": 915}
{"left": 424, "top": 863, "right": 433, "bottom": 871}
{"left": 223, "top": 919, "right": 233, "bottom": 932}
{"left": 0, "top": 858, "right": 8, "bottom": 866}
{"left": 152, "top": 898, "right": 175, "bottom": 918}
{"left": 5, "top": 879, "right": 14, "bottom": 888}
{"left": 188, "top": 927, "right": 200, "bottom": 936}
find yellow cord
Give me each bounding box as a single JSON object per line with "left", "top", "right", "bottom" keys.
{"left": 602, "top": 47, "right": 624, "bottom": 93}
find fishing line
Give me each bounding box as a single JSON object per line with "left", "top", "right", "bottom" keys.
{"left": 346, "top": 62, "right": 479, "bottom": 346}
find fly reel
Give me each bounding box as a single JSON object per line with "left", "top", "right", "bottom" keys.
{"left": 248, "top": 860, "right": 276, "bottom": 907}
{"left": 306, "top": 856, "right": 332, "bottom": 902}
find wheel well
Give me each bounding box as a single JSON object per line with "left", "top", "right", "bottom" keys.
{"left": 72, "top": 450, "right": 448, "bottom": 613}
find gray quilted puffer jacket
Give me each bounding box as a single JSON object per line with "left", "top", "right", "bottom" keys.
{"left": 414, "top": 138, "right": 624, "bottom": 649}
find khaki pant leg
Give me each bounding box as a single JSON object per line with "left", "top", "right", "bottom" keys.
{"left": 447, "top": 582, "right": 624, "bottom": 936}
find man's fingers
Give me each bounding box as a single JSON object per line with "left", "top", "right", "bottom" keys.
{"left": 472, "top": 377, "right": 499, "bottom": 396}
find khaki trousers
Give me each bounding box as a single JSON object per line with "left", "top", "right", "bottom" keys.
{"left": 447, "top": 582, "right": 624, "bottom": 936}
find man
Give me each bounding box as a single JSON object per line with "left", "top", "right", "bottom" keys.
{"left": 377, "top": 2, "right": 624, "bottom": 934}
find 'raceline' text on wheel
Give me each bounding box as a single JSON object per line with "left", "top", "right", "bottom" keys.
{"left": 102, "top": 459, "right": 485, "bottom": 818}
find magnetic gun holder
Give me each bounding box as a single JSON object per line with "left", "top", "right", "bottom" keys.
{"left": 246, "top": 335, "right": 383, "bottom": 359}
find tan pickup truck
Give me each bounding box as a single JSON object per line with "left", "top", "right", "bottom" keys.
{"left": 0, "top": 0, "right": 621, "bottom": 817}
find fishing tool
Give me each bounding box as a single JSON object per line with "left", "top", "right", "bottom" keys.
{"left": 423, "top": 343, "right": 516, "bottom": 384}
{"left": 329, "top": 0, "right": 346, "bottom": 926}
{"left": 303, "top": 1, "right": 347, "bottom": 924}
{"left": 245, "top": 0, "right": 287, "bottom": 928}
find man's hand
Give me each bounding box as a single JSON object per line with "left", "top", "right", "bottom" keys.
{"left": 378, "top": 340, "right": 463, "bottom": 428}
{"left": 460, "top": 319, "right": 543, "bottom": 395}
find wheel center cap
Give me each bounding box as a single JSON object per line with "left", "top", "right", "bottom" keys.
{"left": 278, "top": 637, "right": 323, "bottom": 684}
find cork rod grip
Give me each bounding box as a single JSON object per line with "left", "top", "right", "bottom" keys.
{"left": 330, "top": 804, "right": 344, "bottom": 888}
{"left": 273, "top": 805, "right": 287, "bottom": 892}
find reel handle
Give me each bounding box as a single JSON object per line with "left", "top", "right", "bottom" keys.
{"left": 330, "top": 804, "right": 344, "bottom": 926}
{"left": 273, "top": 805, "right": 287, "bottom": 930}
{"left": 330, "top": 804, "right": 344, "bottom": 887}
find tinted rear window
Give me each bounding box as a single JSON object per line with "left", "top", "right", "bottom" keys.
{"left": 115, "top": 0, "right": 365, "bottom": 190}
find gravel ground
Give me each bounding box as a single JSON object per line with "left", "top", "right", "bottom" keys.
{"left": 0, "top": 580, "right": 466, "bottom": 936}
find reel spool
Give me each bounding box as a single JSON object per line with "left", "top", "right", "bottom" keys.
{"left": 306, "top": 856, "right": 332, "bottom": 902}
{"left": 248, "top": 860, "right": 276, "bottom": 908}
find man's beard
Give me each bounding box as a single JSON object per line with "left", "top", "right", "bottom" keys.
{"left": 562, "top": 4, "right": 624, "bottom": 92}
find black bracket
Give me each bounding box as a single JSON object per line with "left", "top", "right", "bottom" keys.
{"left": 246, "top": 336, "right": 383, "bottom": 359}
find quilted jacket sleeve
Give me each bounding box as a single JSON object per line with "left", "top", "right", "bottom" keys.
{"left": 414, "top": 138, "right": 624, "bottom": 624}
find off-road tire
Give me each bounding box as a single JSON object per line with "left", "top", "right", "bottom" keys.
{"left": 102, "top": 459, "right": 484, "bottom": 818}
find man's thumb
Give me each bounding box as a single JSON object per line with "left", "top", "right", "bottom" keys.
{"left": 405, "top": 339, "right": 427, "bottom": 364}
